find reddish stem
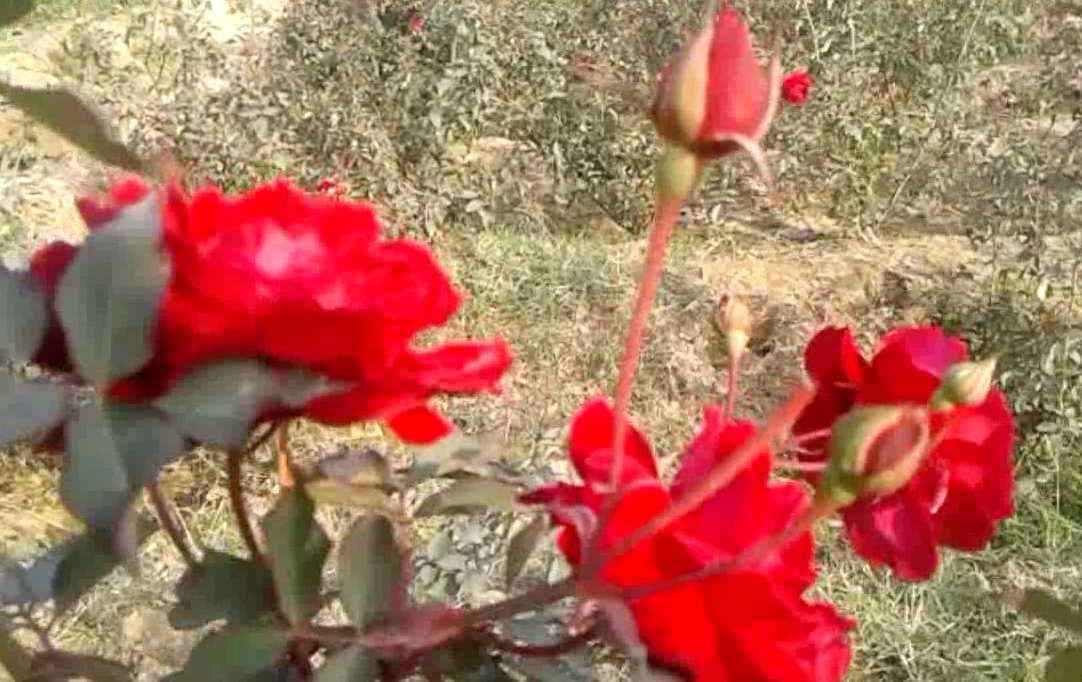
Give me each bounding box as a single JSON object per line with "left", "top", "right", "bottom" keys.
{"left": 492, "top": 626, "right": 595, "bottom": 657}
{"left": 227, "top": 422, "right": 280, "bottom": 564}
{"left": 146, "top": 482, "right": 198, "bottom": 568}
{"left": 594, "top": 382, "right": 815, "bottom": 570}
{"left": 618, "top": 497, "right": 840, "bottom": 603}
{"left": 724, "top": 351, "right": 740, "bottom": 423}
{"left": 607, "top": 199, "right": 682, "bottom": 491}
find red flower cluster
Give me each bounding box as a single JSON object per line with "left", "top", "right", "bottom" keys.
{"left": 794, "top": 326, "right": 1015, "bottom": 580}
{"left": 523, "top": 400, "right": 852, "bottom": 682}
{"left": 781, "top": 69, "right": 814, "bottom": 104}
{"left": 30, "top": 179, "right": 511, "bottom": 444}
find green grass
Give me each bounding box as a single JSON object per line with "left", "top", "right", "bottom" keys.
{"left": 1, "top": 0, "right": 1080, "bottom": 679}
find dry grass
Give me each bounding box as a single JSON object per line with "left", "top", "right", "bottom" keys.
{"left": 1, "top": 0, "right": 1081, "bottom": 680}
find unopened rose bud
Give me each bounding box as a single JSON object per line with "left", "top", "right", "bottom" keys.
{"left": 650, "top": 6, "right": 780, "bottom": 173}
{"left": 719, "top": 295, "right": 752, "bottom": 360}
{"left": 931, "top": 357, "right": 998, "bottom": 410}
{"left": 815, "top": 405, "right": 930, "bottom": 507}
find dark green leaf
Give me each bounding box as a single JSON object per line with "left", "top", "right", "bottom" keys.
{"left": 170, "top": 551, "right": 275, "bottom": 630}
{"left": 30, "top": 651, "right": 131, "bottom": 682}
{"left": 0, "top": 267, "right": 48, "bottom": 363}
{"left": 0, "top": 0, "right": 35, "bottom": 28}
{"left": 406, "top": 431, "right": 505, "bottom": 486}
{"left": 0, "top": 374, "right": 66, "bottom": 449}
{"left": 416, "top": 479, "right": 519, "bottom": 517}
{"left": 338, "top": 516, "right": 402, "bottom": 628}
{"left": 1046, "top": 647, "right": 1082, "bottom": 682}
{"left": 427, "top": 639, "right": 513, "bottom": 682}
{"left": 318, "top": 449, "right": 396, "bottom": 490}
{"left": 61, "top": 402, "right": 185, "bottom": 532}
{"left": 314, "top": 647, "right": 378, "bottom": 682}
{"left": 0, "top": 628, "right": 32, "bottom": 682}
{"left": 55, "top": 193, "right": 168, "bottom": 388}
{"left": 1009, "top": 587, "right": 1082, "bottom": 634}
{"left": 0, "top": 83, "right": 145, "bottom": 172}
{"left": 502, "top": 655, "right": 594, "bottom": 682}
{"left": 55, "top": 534, "right": 123, "bottom": 611}
{"left": 262, "top": 488, "right": 330, "bottom": 625}
{"left": 156, "top": 361, "right": 345, "bottom": 447}
{"left": 505, "top": 516, "right": 548, "bottom": 589}
{"left": 176, "top": 625, "right": 290, "bottom": 682}
{"left": 155, "top": 361, "right": 282, "bottom": 448}
{"left": 303, "top": 480, "right": 397, "bottom": 514}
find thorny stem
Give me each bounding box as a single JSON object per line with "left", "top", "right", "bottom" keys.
{"left": 146, "top": 482, "right": 198, "bottom": 568}
{"left": 592, "top": 382, "right": 815, "bottom": 571}
{"left": 228, "top": 422, "right": 281, "bottom": 564}
{"left": 724, "top": 350, "right": 740, "bottom": 423}
{"left": 607, "top": 199, "right": 682, "bottom": 492}
{"left": 459, "top": 578, "right": 576, "bottom": 629}
{"left": 618, "top": 497, "right": 841, "bottom": 603}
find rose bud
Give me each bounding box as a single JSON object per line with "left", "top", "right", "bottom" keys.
{"left": 930, "top": 357, "right": 998, "bottom": 411}
{"left": 816, "top": 405, "right": 931, "bottom": 507}
{"left": 650, "top": 4, "right": 781, "bottom": 181}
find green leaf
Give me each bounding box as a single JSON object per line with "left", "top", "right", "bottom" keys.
{"left": 426, "top": 639, "right": 513, "bottom": 682}
{"left": 406, "top": 430, "right": 505, "bottom": 486}
{"left": 416, "top": 479, "right": 520, "bottom": 518}
{"left": 30, "top": 651, "right": 131, "bottom": 682}
{"left": 338, "top": 516, "right": 403, "bottom": 629}
{"left": 170, "top": 551, "right": 275, "bottom": 630}
{"left": 1046, "top": 647, "right": 1082, "bottom": 682}
{"left": 502, "top": 655, "right": 594, "bottom": 682}
{"left": 154, "top": 361, "right": 281, "bottom": 448}
{"left": 0, "top": 374, "right": 66, "bottom": 449}
{"left": 156, "top": 361, "right": 342, "bottom": 448}
{"left": 0, "top": 0, "right": 34, "bottom": 28}
{"left": 314, "top": 647, "right": 378, "bottom": 682}
{"left": 262, "top": 488, "right": 330, "bottom": 625}
{"left": 0, "top": 267, "right": 48, "bottom": 363}
{"left": 176, "top": 625, "right": 290, "bottom": 682}
{"left": 0, "top": 628, "right": 33, "bottom": 682}
{"left": 318, "top": 449, "right": 396, "bottom": 490}
{"left": 54, "top": 535, "right": 123, "bottom": 611}
{"left": 303, "top": 480, "right": 397, "bottom": 514}
{"left": 55, "top": 193, "right": 169, "bottom": 389}
{"left": 505, "top": 516, "right": 548, "bottom": 589}
{"left": 0, "top": 83, "right": 145, "bottom": 172}
{"left": 1009, "top": 587, "right": 1082, "bottom": 634}
{"left": 61, "top": 402, "right": 185, "bottom": 532}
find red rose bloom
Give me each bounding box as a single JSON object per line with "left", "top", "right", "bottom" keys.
{"left": 651, "top": 5, "right": 781, "bottom": 161}
{"left": 523, "top": 399, "right": 852, "bottom": 682}
{"left": 795, "top": 326, "right": 1015, "bottom": 580}
{"left": 28, "top": 179, "right": 511, "bottom": 444}
{"left": 781, "top": 69, "right": 813, "bottom": 104}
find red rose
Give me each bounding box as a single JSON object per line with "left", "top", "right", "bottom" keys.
{"left": 781, "top": 69, "right": 814, "bottom": 104}
{"left": 796, "top": 326, "right": 1015, "bottom": 580}
{"left": 523, "top": 399, "right": 852, "bottom": 681}
{"left": 651, "top": 5, "right": 781, "bottom": 161}
{"left": 28, "top": 179, "right": 512, "bottom": 444}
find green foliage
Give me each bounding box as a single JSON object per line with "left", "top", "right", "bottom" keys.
{"left": 338, "top": 515, "right": 403, "bottom": 629}
{"left": 0, "top": 82, "right": 145, "bottom": 172}
{"left": 55, "top": 193, "right": 168, "bottom": 389}
{"left": 170, "top": 551, "right": 275, "bottom": 630}
{"left": 174, "top": 625, "right": 291, "bottom": 682}
{"left": 0, "top": 267, "right": 48, "bottom": 364}
{"left": 156, "top": 361, "right": 343, "bottom": 448}
{"left": 60, "top": 402, "right": 185, "bottom": 532}
{"left": 314, "top": 648, "right": 378, "bottom": 682}
{"left": 261, "top": 487, "right": 330, "bottom": 625}
{"left": 0, "top": 375, "right": 66, "bottom": 449}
